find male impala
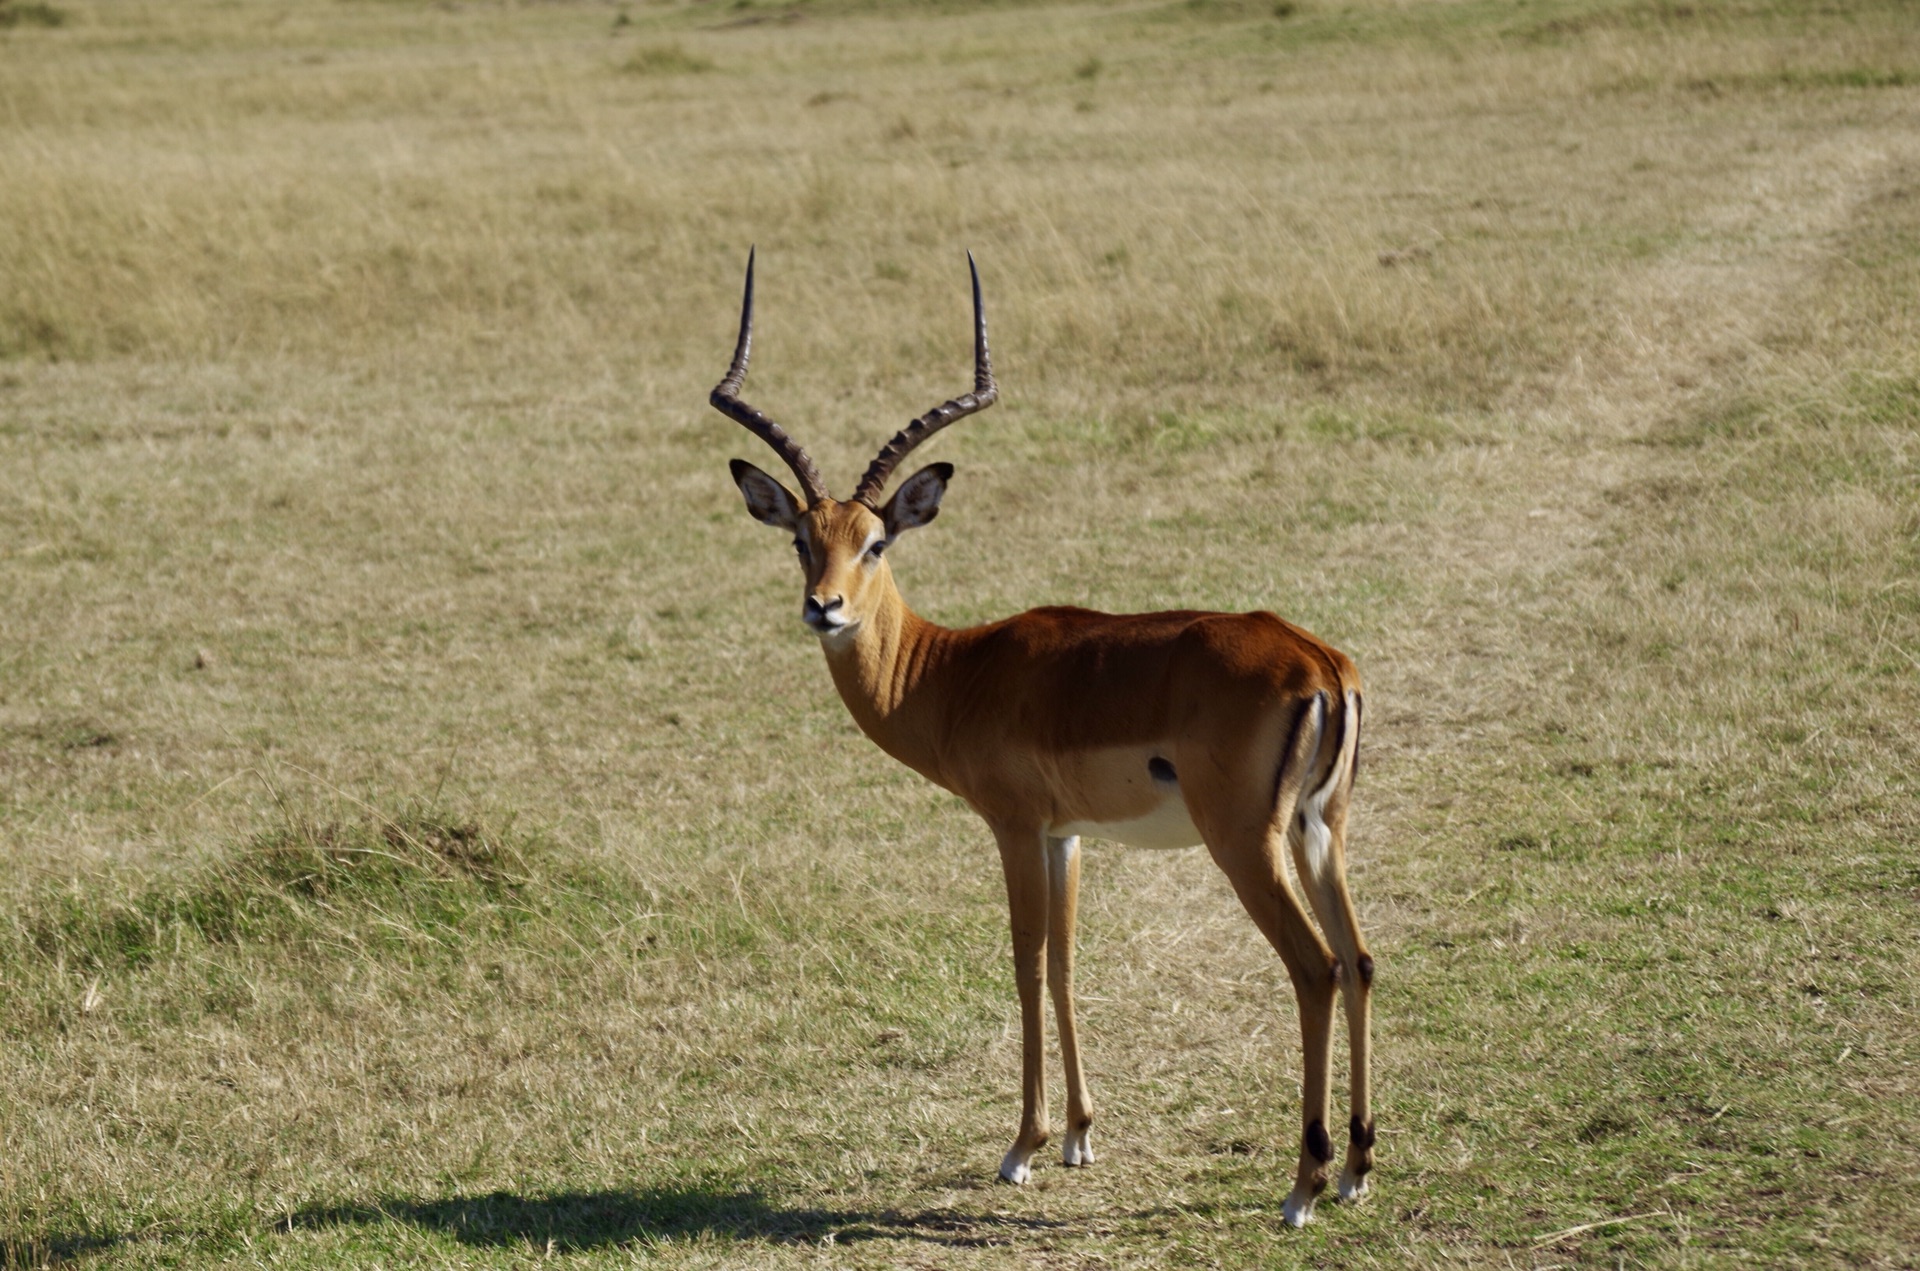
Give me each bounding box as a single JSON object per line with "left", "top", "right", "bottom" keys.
{"left": 712, "top": 251, "right": 1376, "bottom": 1226}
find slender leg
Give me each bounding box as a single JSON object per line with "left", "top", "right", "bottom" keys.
{"left": 1340, "top": 980, "right": 1375, "bottom": 1205}
{"left": 1289, "top": 819, "right": 1373, "bottom": 1198}
{"left": 1046, "top": 834, "right": 1095, "bottom": 1166}
{"left": 1288, "top": 695, "right": 1374, "bottom": 1200}
{"left": 1181, "top": 694, "right": 1342, "bottom": 1227}
{"left": 1204, "top": 829, "right": 1340, "bottom": 1228}
{"left": 992, "top": 821, "right": 1050, "bottom": 1183}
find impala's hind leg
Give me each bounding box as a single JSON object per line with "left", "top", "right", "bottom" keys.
{"left": 1288, "top": 691, "right": 1374, "bottom": 1200}
{"left": 1046, "top": 835, "right": 1095, "bottom": 1166}
{"left": 1191, "top": 694, "right": 1342, "bottom": 1228}
{"left": 1206, "top": 832, "right": 1339, "bottom": 1227}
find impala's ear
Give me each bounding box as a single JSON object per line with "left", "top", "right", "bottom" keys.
{"left": 730, "top": 459, "right": 801, "bottom": 531}
{"left": 882, "top": 462, "right": 953, "bottom": 537}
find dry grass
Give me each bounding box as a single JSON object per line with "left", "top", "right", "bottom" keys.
{"left": 2, "top": 0, "right": 1918, "bottom": 1266}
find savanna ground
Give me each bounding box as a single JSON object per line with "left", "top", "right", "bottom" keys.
{"left": 2, "top": 0, "right": 1917, "bottom": 1265}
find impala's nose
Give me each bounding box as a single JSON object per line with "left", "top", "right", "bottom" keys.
{"left": 803, "top": 594, "right": 849, "bottom": 634}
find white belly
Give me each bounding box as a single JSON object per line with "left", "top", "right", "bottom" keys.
{"left": 1053, "top": 795, "right": 1202, "bottom": 851}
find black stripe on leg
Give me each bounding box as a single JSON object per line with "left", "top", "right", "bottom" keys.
{"left": 1357, "top": 954, "right": 1374, "bottom": 987}
{"left": 1350, "top": 1116, "right": 1376, "bottom": 1150}
{"left": 1305, "top": 1119, "right": 1333, "bottom": 1164}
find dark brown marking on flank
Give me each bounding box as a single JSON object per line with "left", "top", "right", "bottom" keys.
{"left": 1324, "top": 692, "right": 1348, "bottom": 793}
{"left": 1272, "top": 690, "right": 1328, "bottom": 808}
{"left": 1349, "top": 692, "right": 1364, "bottom": 788}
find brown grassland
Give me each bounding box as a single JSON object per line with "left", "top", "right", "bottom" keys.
{"left": 2, "top": 0, "right": 1917, "bottom": 1265}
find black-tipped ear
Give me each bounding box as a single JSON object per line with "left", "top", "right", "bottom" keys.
{"left": 882, "top": 462, "right": 953, "bottom": 537}
{"left": 730, "top": 458, "right": 801, "bottom": 531}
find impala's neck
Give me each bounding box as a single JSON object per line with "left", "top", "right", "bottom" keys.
{"left": 819, "top": 576, "right": 956, "bottom": 783}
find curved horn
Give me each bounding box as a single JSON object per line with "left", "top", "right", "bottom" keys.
{"left": 710, "top": 247, "right": 831, "bottom": 506}
{"left": 851, "top": 251, "right": 997, "bottom": 508}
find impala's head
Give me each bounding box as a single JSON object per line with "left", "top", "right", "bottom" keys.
{"left": 711, "top": 248, "right": 995, "bottom": 642}
{"left": 728, "top": 458, "right": 950, "bottom": 641}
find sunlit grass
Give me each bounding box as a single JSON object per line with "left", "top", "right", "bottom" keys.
{"left": 2, "top": 0, "right": 1917, "bottom": 1266}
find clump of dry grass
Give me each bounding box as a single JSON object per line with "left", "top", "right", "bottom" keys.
{"left": 620, "top": 42, "right": 715, "bottom": 76}
{"left": 0, "top": 1, "right": 65, "bottom": 29}
{"left": 16, "top": 812, "right": 535, "bottom": 979}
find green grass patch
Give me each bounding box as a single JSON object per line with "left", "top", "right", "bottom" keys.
{"left": 20, "top": 816, "right": 538, "bottom": 974}
{"left": 0, "top": 1, "right": 65, "bottom": 29}
{"left": 619, "top": 43, "right": 714, "bottom": 76}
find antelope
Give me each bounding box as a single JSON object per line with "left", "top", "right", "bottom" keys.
{"left": 711, "top": 250, "right": 1375, "bottom": 1227}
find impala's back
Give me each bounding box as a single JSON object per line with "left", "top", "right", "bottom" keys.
{"left": 909, "top": 605, "right": 1357, "bottom": 848}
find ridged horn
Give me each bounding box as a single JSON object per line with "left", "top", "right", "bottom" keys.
{"left": 709, "top": 247, "right": 831, "bottom": 506}
{"left": 851, "top": 252, "right": 997, "bottom": 508}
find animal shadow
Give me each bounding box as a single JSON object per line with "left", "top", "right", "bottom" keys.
{"left": 292, "top": 1184, "right": 1069, "bottom": 1251}
{"left": 2, "top": 1181, "right": 1077, "bottom": 1264}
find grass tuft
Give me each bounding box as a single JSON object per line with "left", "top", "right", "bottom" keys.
{"left": 19, "top": 814, "right": 541, "bottom": 975}
{"left": 0, "top": 1, "right": 64, "bottom": 29}
{"left": 619, "top": 43, "right": 715, "bottom": 76}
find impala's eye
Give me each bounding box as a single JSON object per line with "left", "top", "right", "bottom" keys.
{"left": 866, "top": 540, "right": 887, "bottom": 560}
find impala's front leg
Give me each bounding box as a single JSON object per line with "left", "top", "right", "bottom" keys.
{"left": 991, "top": 821, "right": 1050, "bottom": 1183}
{"left": 1046, "top": 834, "right": 1095, "bottom": 1166}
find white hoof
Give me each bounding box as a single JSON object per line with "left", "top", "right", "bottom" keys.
{"left": 1337, "top": 1170, "right": 1369, "bottom": 1202}
{"left": 1061, "top": 1125, "right": 1095, "bottom": 1167}
{"left": 1282, "top": 1189, "right": 1317, "bottom": 1228}
{"left": 998, "top": 1146, "right": 1032, "bottom": 1184}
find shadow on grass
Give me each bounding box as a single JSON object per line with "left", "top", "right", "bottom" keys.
{"left": 292, "top": 1185, "right": 1071, "bottom": 1250}
{"left": 2, "top": 1184, "right": 1074, "bottom": 1265}
{"left": 0, "top": 1231, "right": 125, "bottom": 1269}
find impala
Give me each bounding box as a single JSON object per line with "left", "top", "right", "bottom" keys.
{"left": 711, "top": 250, "right": 1375, "bottom": 1227}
